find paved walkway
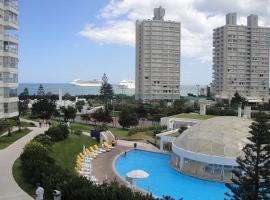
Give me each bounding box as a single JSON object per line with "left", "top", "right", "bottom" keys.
{"left": 91, "top": 145, "right": 130, "bottom": 184}
{"left": 0, "top": 123, "right": 48, "bottom": 200}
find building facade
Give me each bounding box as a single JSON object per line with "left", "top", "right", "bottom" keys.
{"left": 213, "top": 13, "right": 270, "bottom": 101}
{"left": 0, "top": 0, "right": 19, "bottom": 119}
{"left": 135, "top": 6, "right": 181, "bottom": 101}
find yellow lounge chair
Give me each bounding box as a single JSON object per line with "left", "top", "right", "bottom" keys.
{"left": 89, "top": 146, "right": 100, "bottom": 155}
{"left": 94, "top": 144, "right": 106, "bottom": 153}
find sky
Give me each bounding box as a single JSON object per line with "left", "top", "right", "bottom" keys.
{"left": 19, "top": 0, "right": 270, "bottom": 85}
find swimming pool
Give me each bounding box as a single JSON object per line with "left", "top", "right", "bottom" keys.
{"left": 115, "top": 149, "right": 229, "bottom": 200}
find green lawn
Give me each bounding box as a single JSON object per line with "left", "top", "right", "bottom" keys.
{"left": 13, "top": 158, "right": 35, "bottom": 197}
{"left": 171, "top": 113, "right": 216, "bottom": 120}
{"left": 50, "top": 134, "right": 97, "bottom": 173}
{"left": 0, "top": 128, "right": 31, "bottom": 149}
{"left": 51, "top": 120, "right": 157, "bottom": 141}
{"left": 52, "top": 120, "right": 130, "bottom": 140}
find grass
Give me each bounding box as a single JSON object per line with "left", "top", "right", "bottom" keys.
{"left": 52, "top": 120, "right": 130, "bottom": 140}
{"left": 0, "top": 128, "right": 31, "bottom": 149}
{"left": 13, "top": 158, "right": 35, "bottom": 197}
{"left": 171, "top": 113, "right": 216, "bottom": 120}
{"left": 52, "top": 120, "right": 156, "bottom": 141}
{"left": 13, "top": 133, "right": 98, "bottom": 197}
{"left": 50, "top": 134, "right": 97, "bottom": 173}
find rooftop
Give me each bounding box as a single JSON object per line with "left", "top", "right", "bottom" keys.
{"left": 170, "top": 113, "right": 216, "bottom": 120}
{"left": 173, "top": 116, "right": 252, "bottom": 157}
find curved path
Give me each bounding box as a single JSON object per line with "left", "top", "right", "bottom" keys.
{"left": 0, "top": 121, "right": 48, "bottom": 200}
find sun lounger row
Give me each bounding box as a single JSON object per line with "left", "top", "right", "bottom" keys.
{"left": 74, "top": 142, "right": 115, "bottom": 183}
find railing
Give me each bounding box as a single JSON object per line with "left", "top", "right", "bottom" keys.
{"left": 4, "top": 0, "right": 18, "bottom": 10}
{"left": 3, "top": 62, "right": 18, "bottom": 68}
{"left": 4, "top": 33, "right": 18, "bottom": 41}
{"left": 4, "top": 47, "right": 18, "bottom": 54}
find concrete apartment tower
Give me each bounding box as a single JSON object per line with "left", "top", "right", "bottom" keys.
{"left": 213, "top": 13, "right": 270, "bottom": 101}
{"left": 0, "top": 0, "right": 19, "bottom": 118}
{"left": 135, "top": 6, "right": 181, "bottom": 101}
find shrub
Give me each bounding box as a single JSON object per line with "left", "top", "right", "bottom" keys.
{"left": 29, "top": 122, "right": 36, "bottom": 127}
{"left": 128, "top": 125, "right": 167, "bottom": 136}
{"left": 33, "top": 134, "right": 52, "bottom": 146}
{"left": 45, "top": 125, "right": 69, "bottom": 142}
{"left": 74, "top": 130, "right": 82, "bottom": 136}
{"left": 96, "top": 123, "right": 108, "bottom": 132}
{"left": 19, "top": 141, "right": 160, "bottom": 200}
{"left": 20, "top": 141, "right": 54, "bottom": 185}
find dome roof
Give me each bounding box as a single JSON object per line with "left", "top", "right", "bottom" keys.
{"left": 173, "top": 116, "right": 252, "bottom": 158}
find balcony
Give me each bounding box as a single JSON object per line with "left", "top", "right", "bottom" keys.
{"left": 4, "top": 0, "right": 19, "bottom": 14}
{"left": 3, "top": 11, "right": 18, "bottom": 29}
{"left": 4, "top": 33, "right": 18, "bottom": 43}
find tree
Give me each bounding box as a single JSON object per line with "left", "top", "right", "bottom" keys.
{"left": 18, "top": 100, "right": 28, "bottom": 116}
{"left": 91, "top": 108, "right": 112, "bottom": 124}
{"left": 45, "top": 125, "right": 69, "bottom": 142}
{"left": 118, "top": 107, "right": 139, "bottom": 128}
{"left": 75, "top": 100, "right": 85, "bottom": 112}
{"left": 31, "top": 99, "right": 56, "bottom": 120}
{"left": 231, "top": 92, "right": 246, "bottom": 107}
{"left": 61, "top": 106, "right": 77, "bottom": 122}
{"left": 100, "top": 73, "right": 114, "bottom": 102}
{"left": 225, "top": 112, "right": 270, "bottom": 200}
{"left": 173, "top": 99, "right": 187, "bottom": 113}
{"left": 135, "top": 103, "right": 148, "bottom": 119}
{"left": 37, "top": 84, "right": 45, "bottom": 96}
{"left": 19, "top": 88, "right": 29, "bottom": 100}
{"left": 0, "top": 119, "right": 13, "bottom": 135}
{"left": 6, "top": 119, "right": 16, "bottom": 136}
{"left": 80, "top": 113, "right": 91, "bottom": 123}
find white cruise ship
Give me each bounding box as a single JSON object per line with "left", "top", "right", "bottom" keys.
{"left": 71, "top": 79, "right": 103, "bottom": 87}
{"left": 118, "top": 80, "right": 135, "bottom": 89}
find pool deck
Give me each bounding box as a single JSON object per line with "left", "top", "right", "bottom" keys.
{"left": 91, "top": 140, "right": 164, "bottom": 184}
{"left": 91, "top": 145, "right": 130, "bottom": 184}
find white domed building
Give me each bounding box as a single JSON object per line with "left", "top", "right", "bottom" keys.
{"left": 171, "top": 116, "right": 252, "bottom": 182}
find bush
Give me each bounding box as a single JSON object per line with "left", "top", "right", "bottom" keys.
{"left": 29, "top": 122, "right": 36, "bottom": 127}
{"left": 206, "top": 107, "right": 236, "bottom": 116}
{"left": 33, "top": 134, "right": 52, "bottom": 146}
{"left": 128, "top": 125, "right": 167, "bottom": 136}
{"left": 45, "top": 125, "right": 69, "bottom": 142}
{"left": 73, "top": 130, "right": 82, "bottom": 136}
{"left": 20, "top": 141, "right": 54, "bottom": 185}
{"left": 96, "top": 123, "right": 108, "bottom": 132}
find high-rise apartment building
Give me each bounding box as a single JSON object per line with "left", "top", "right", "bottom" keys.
{"left": 213, "top": 13, "right": 270, "bottom": 100}
{"left": 135, "top": 6, "right": 181, "bottom": 101}
{"left": 0, "top": 0, "right": 19, "bottom": 119}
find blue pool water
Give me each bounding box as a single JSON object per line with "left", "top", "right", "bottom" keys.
{"left": 115, "top": 150, "right": 229, "bottom": 200}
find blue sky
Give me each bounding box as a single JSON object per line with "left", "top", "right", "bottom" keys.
{"left": 19, "top": 0, "right": 269, "bottom": 85}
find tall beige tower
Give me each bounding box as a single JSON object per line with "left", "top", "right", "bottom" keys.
{"left": 213, "top": 13, "right": 270, "bottom": 101}
{"left": 0, "top": 0, "right": 19, "bottom": 118}
{"left": 135, "top": 6, "right": 181, "bottom": 101}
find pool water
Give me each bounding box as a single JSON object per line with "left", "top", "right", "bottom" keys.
{"left": 115, "top": 150, "right": 229, "bottom": 200}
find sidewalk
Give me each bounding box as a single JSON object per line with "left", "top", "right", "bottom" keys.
{"left": 0, "top": 125, "right": 48, "bottom": 200}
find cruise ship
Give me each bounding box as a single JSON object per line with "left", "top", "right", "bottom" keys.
{"left": 118, "top": 80, "right": 135, "bottom": 89}
{"left": 71, "top": 79, "right": 103, "bottom": 87}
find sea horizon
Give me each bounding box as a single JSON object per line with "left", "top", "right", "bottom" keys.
{"left": 18, "top": 83, "right": 205, "bottom": 96}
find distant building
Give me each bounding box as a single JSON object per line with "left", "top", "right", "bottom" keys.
{"left": 135, "top": 6, "right": 181, "bottom": 101}
{"left": 0, "top": 0, "right": 19, "bottom": 118}
{"left": 212, "top": 13, "right": 270, "bottom": 101}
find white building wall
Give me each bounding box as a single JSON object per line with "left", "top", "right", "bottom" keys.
{"left": 0, "top": 0, "right": 19, "bottom": 118}
{"left": 135, "top": 6, "right": 181, "bottom": 101}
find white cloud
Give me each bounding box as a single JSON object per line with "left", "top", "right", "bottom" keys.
{"left": 79, "top": 0, "right": 270, "bottom": 63}
{"left": 79, "top": 20, "right": 135, "bottom": 46}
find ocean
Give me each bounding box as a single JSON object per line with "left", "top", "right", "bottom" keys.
{"left": 18, "top": 83, "right": 202, "bottom": 97}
